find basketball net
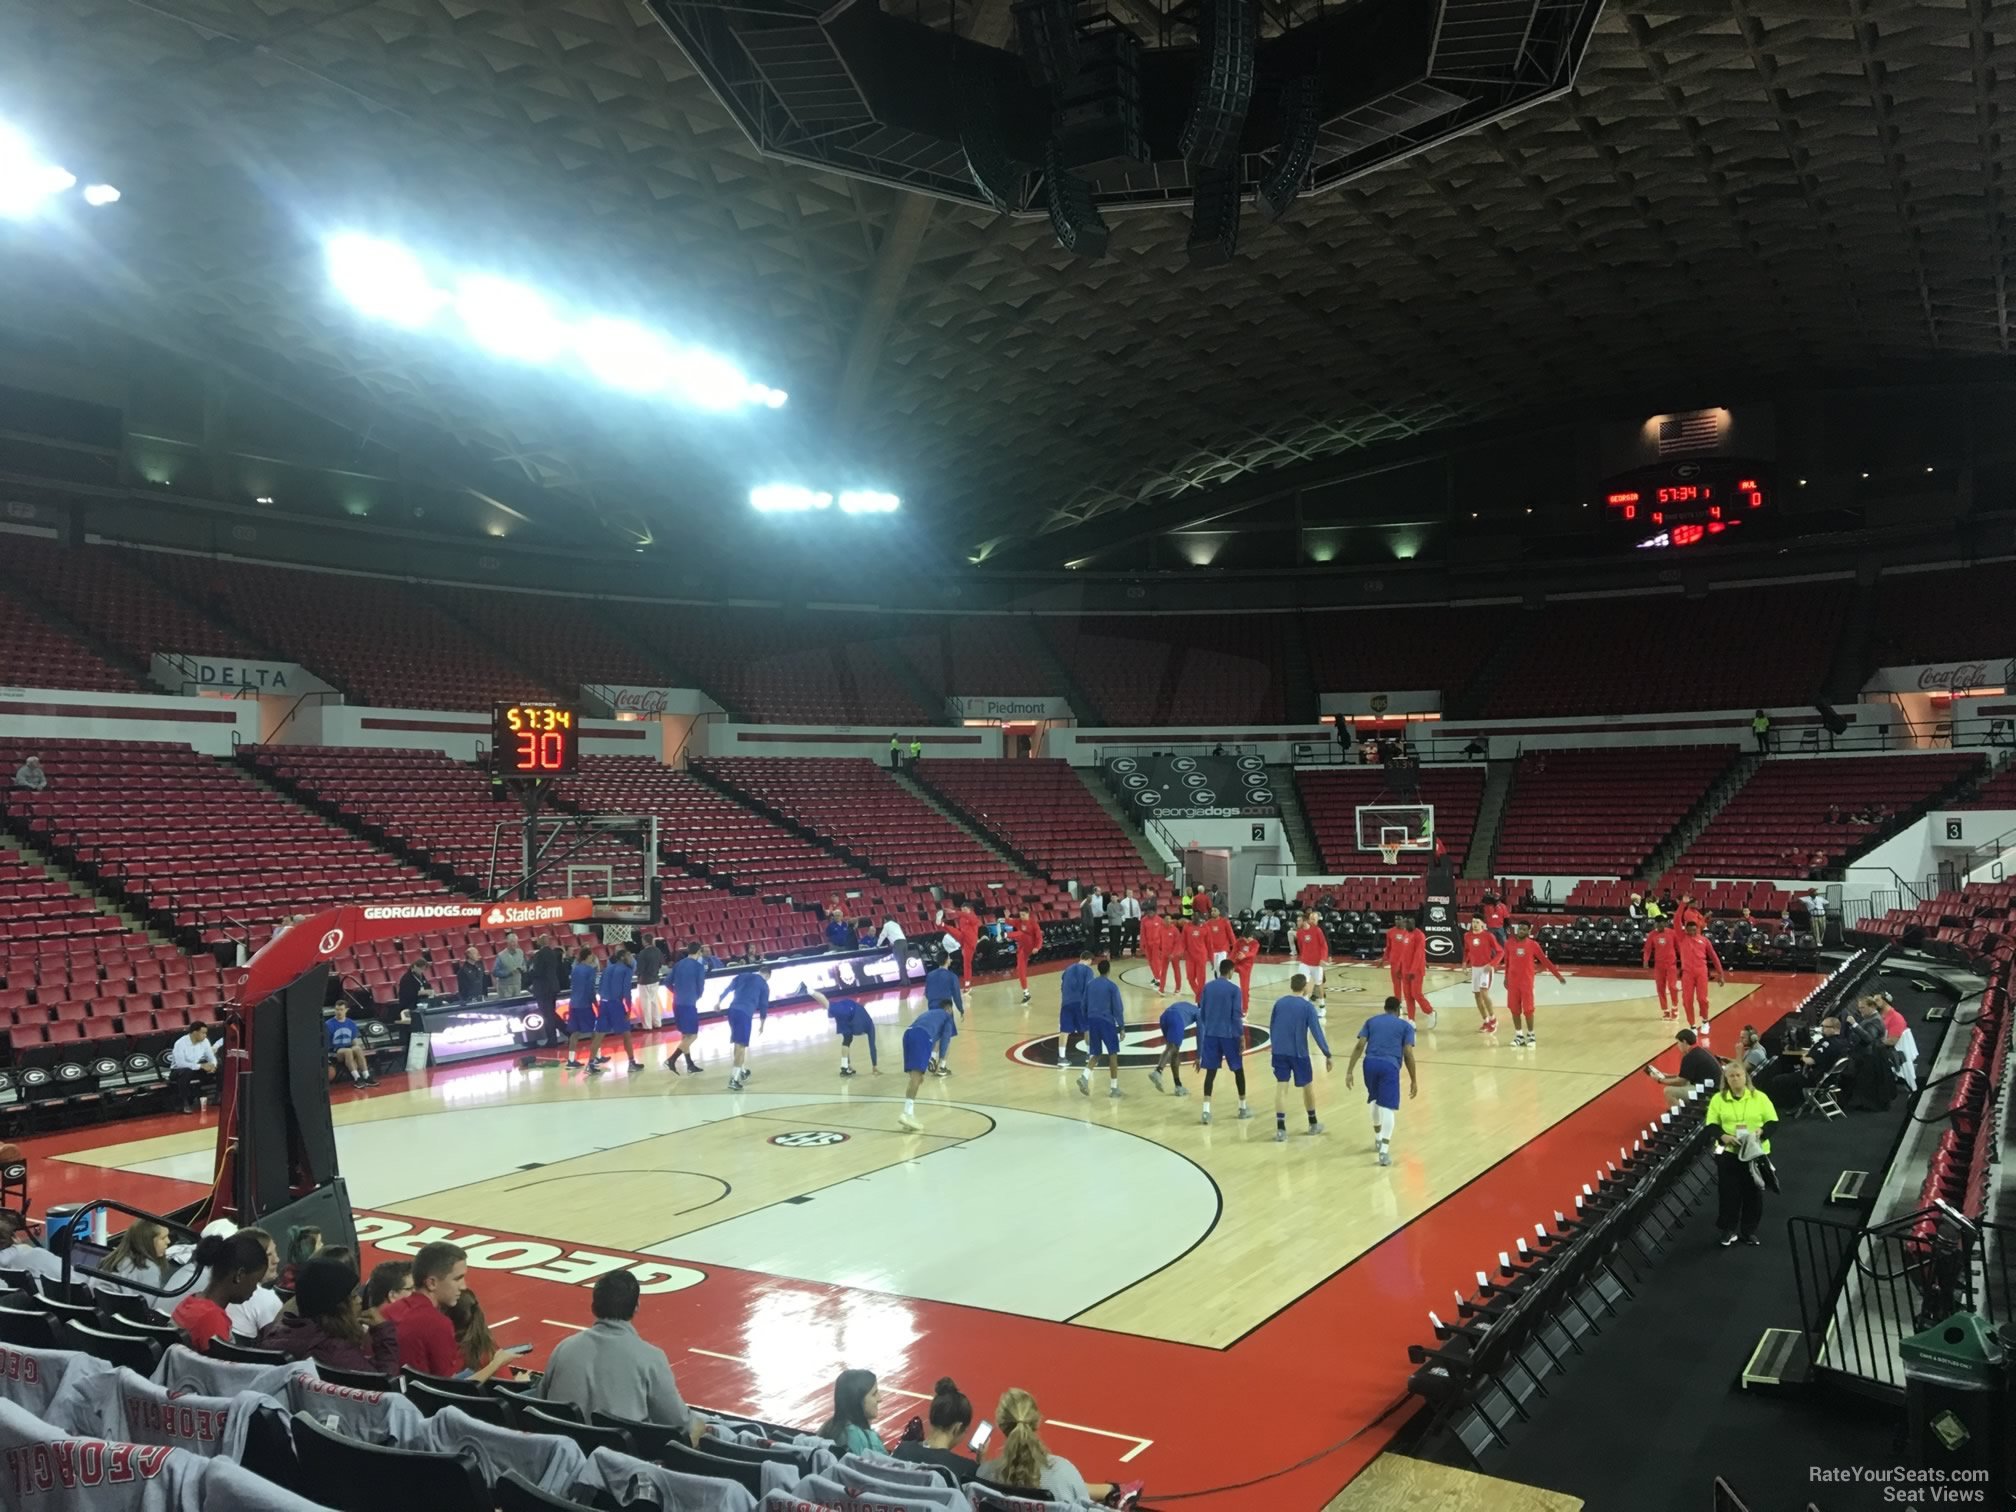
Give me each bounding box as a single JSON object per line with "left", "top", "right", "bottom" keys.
{"left": 1379, "top": 842, "right": 1403, "bottom": 867}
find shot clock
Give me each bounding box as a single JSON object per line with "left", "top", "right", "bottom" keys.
{"left": 492, "top": 702, "right": 580, "bottom": 776}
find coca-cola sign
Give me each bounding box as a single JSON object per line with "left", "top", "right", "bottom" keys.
{"left": 584, "top": 684, "right": 718, "bottom": 717}
{"left": 1865, "top": 658, "right": 2015, "bottom": 695}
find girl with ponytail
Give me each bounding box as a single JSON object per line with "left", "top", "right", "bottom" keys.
{"left": 977, "top": 1388, "right": 1112, "bottom": 1504}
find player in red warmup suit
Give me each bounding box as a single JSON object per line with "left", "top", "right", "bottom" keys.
{"left": 1295, "top": 910, "right": 1330, "bottom": 1005}
{"left": 1462, "top": 917, "right": 1504, "bottom": 1035}
{"left": 1641, "top": 921, "right": 1681, "bottom": 1021}
{"left": 1229, "top": 928, "right": 1260, "bottom": 1010}
{"left": 1203, "top": 908, "right": 1235, "bottom": 973}
{"left": 1009, "top": 909, "right": 1043, "bottom": 1001}
{"left": 1673, "top": 917, "right": 1726, "bottom": 1038}
{"left": 1501, "top": 920, "right": 1565, "bottom": 1048}
{"left": 955, "top": 905, "right": 981, "bottom": 988}
{"left": 1183, "top": 918, "right": 1212, "bottom": 1000}
{"left": 1141, "top": 912, "right": 1167, "bottom": 992}
{"left": 1481, "top": 893, "right": 1511, "bottom": 945}
{"left": 1383, "top": 917, "right": 1433, "bottom": 1024}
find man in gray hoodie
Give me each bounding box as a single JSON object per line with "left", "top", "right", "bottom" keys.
{"left": 493, "top": 933, "right": 527, "bottom": 996}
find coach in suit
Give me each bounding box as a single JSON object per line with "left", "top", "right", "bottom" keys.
{"left": 527, "top": 935, "right": 567, "bottom": 1049}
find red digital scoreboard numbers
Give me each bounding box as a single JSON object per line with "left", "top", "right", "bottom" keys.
{"left": 493, "top": 702, "right": 579, "bottom": 776}
{"left": 1602, "top": 466, "right": 1766, "bottom": 550}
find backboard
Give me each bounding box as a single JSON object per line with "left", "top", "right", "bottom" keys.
{"left": 487, "top": 813, "right": 659, "bottom": 927}
{"left": 1354, "top": 804, "right": 1435, "bottom": 864}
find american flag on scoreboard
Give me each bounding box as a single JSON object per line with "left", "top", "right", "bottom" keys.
{"left": 1656, "top": 411, "right": 1721, "bottom": 457}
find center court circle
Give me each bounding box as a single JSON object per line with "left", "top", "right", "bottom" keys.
{"left": 768, "top": 1130, "right": 850, "bottom": 1147}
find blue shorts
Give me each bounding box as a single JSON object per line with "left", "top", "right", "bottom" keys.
{"left": 1198, "top": 1034, "right": 1243, "bottom": 1072}
{"left": 1059, "top": 1004, "right": 1087, "bottom": 1034}
{"left": 673, "top": 1001, "right": 700, "bottom": 1036}
{"left": 1272, "top": 1054, "right": 1313, "bottom": 1088}
{"left": 1157, "top": 1012, "right": 1189, "bottom": 1052}
{"left": 1086, "top": 1019, "right": 1120, "bottom": 1057}
{"left": 596, "top": 1000, "right": 630, "bottom": 1035}
{"left": 901, "top": 1025, "right": 934, "bottom": 1075}
{"left": 1363, "top": 1056, "right": 1401, "bottom": 1110}
{"left": 727, "top": 1009, "right": 754, "bottom": 1047}
{"left": 567, "top": 999, "right": 593, "bottom": 1029}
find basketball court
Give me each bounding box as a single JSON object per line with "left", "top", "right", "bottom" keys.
{"left": 17, "top": 951, "right": 1815, "bottom": 1508}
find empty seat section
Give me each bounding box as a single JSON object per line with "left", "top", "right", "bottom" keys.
{"left": 1870, "top": 563, "right": 2016, "bottom": 669}
{"left": 151, "top": 556, "right": 560, "bottom": 710}
{"left": 1674, "top": 752, "right": 1982, "bottom": 878}
{"left": 0, "top": 538, "right": 259, "bottom": 669}
{"left": 1303, "top": 604, "right": 1503, "bottom": 708}
{"left": 894, "top": 617, "right": 1055, "bottom": 699}
{"left": 618, "top": 604, "right": 931, "bottom": 725}
{"left": 697, "top": 758, "right": 1072, "bottom": 920}
{"left": 1041, "top": 615, "right": 1284, "bottom": 725}
{"left": 1480, "top": 582, "right": 1848, "bottom": 717}
{"left": 0, "top": 737, "right": 453, "bottom": 949}
{"left": 1494, "top": 747, "right": 1736, "bottom": 876}
{"left": 1294, "top": 766, "right": 1486, "bottom": 875}
{"left": 0, "top": 840, "right": 128, "bottom": 950}
{"left": 1958, "top": 765, "right": 2016, "bottom": 811}
{"left": 435, "top": 586, "right": 669, "bottom": 696}
{"left": 1, "top": 938, "right": 234, "bottom": 1066}
{"left": 0, "top": 586, "right": 141, "bottom": 692}
{"left": 912, "top": 759, "right": 1159, "bottom": 896}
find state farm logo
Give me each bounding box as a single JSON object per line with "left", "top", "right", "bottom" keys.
{"left": 481, "top": 901, "right": 572, "bottom": 928}
{"left": 1917, "top": 660, "right": 2012, "bottom": 692}
{"left": 318, "top": 928, "right": 345, "bottom": 956}
{"left": 612, "top": 688, "right": 669, "bottom": 715}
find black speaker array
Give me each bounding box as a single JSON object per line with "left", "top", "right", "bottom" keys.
{"left": 1045, "top": 140, "right": 1111, "bottom": 259}
{"left": 1257, "top": 75, "right": 1321, "bottom": 223}
{"left": 1179, "top": 0, "right": 1257, "bottom": 168}
{"left": 1186, "top": 160, "right": 1242, "bottom": 266}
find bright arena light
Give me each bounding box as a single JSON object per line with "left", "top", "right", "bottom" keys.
{"left": 82, "top": 183, "right": 120, "bottom": 207}
{"left": 324, "top": 232, "right": 786, "bottom": 411}
{"left": 454, "top": 275, "right": 569, "bottom": 364}
{"left": 326, "top": 235, "right": 442, "bottom": 329}
{"left": 750, "top": 485, "right": 833, "bottom": 513}
{"left": 0, "top": 126, "right": 77, "bottom": 219}
{"left": 837, "top": 489, "right": 900, "bottom": 514}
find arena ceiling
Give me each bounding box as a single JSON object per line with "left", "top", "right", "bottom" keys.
{"left": 0, "top": 0, "right": 2009, "bottom": 569}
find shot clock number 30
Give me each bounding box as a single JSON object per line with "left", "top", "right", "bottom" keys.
{"left": 492, "top": 702, "right": 580, "bottom": 776}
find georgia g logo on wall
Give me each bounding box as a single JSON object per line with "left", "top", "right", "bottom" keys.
{"left": 1009, "top": 1022, "right": 1272, "bottom": 1070}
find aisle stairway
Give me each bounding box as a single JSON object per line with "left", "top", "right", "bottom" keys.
{"left": 1462, "top": 759, "right": 1515, "bottom": 880}
{"left": 1270, "top": 765, "right": 1323, "bottom": 873}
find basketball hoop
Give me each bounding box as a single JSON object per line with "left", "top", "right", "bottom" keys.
{"left": 1379, "top": 842, "right": 1403, "bottom": 867}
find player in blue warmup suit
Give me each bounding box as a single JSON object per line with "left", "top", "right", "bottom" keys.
{"left": 1148, "top": 998, "right": 1198, "bottom": 1097}
{"left": 566, "top": 947, "right": 600, "bottom": 1068}
{"left": 664, "top": 941, "right": 708, "bottom": 1074}
{"left": 724, "top": 965, "right": 771, "bottom": 1090}
{"left": 1346, "top": 995, "right": 1420, "bottom": 1166}
{"left": 899, "top": 1002, "right": 959, "bottom": 1131}
{"left": 593, "top": 947, "right": 640, "bottom": 1074}
{"left": 810, "top": 988, "right": 878, "bottom": 1076}
{"left": 1268, "top": 973, "right": 1333, "bottom": 1142}
{"left": 1196, "top": 958, "right": 1249, "bottom": 1125}
{"left": 919, "top": 952, "right": 964, "bottom": 1075}
{"left": 1056, "top": 948, "right": 1094, "bottom": 1066}
{"left": 1076, "top": 957, "right": 1127, "bottom": 1099}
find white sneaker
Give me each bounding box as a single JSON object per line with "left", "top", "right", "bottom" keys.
{"left": 1107, "top": 1085, "right": 1123, "bottom": 1099}
{"left": 1377, "top": 1146, "right": 1392, "bottom": 1167}
{"left": 1527, "top": 1034, "right": 1538, "bottom": 1048}
{"left": 1148, "top": 1068, "right": 1164, "bottom": 1092}
{"left": 1421, "top": 1012, "right": 1438, "bottom": 1029}
{"left": 1512, "top": 1030, "right": 1528, "bottom": 1047}
{"left": 1236, "top": 1106, "right": 1253, "bottom": 1120}
{"left": 899, "top": 1112, "right": 922, "bottom": 1132}
{"left": 1176, "top": 1084, "right": 1190, "bottom": 1097}
{"left": 1306, "top": 1122, "right": 1326, "bottom": 1136}
{"left": 1274, "top": 1128, "right": 1287, "bottom": 1143}
{"left": 1200, "top": 1109, "right": 1212, "bottom": 1124}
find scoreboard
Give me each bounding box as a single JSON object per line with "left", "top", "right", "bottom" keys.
{"left": 492, "top": 702, "right": 579, "bottom": 776}
{"left": 1601, "top": 462, "right": 1767, "bottom": 550}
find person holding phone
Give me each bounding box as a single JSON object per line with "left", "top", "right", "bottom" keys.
{"left": 1703, "top": 1060, "right": 1778, "bottom": 1248}
{"left": 892, "top": 1378, "right": 980, "bottom": 1483}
